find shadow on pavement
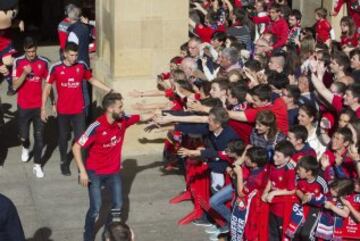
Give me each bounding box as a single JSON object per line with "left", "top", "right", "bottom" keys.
{"left": 0, "top": 103, "right": 20, "bottom": 166}
{"left": 41, "top": 116, "right": 58, "bottom": 167}
{"left": 26, "top": 227, "right": 53, "bottom": 241}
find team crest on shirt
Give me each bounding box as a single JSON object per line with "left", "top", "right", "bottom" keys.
{"left": 102, "top": 131, "right": 107, "bottom": 136}
{"left": 60, "top": 71, "right": 65, "bottom": 75}
{"left": 117, "top": 123, "right": 122, "bottom": 129}
{"left": 76, "top": 67, "right": 80, "bottom": 73}
{"left": 278, "top": 176, "right": 283, "bottom": 181}
{"left": 38, "top": 64, "right": 42, "bottom": 70}
{"left": 103, "top": 136, "right": 121, "bottom": 148}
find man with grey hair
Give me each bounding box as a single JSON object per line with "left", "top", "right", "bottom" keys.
{"left": 180, "top": 57, "right": 198, "bottom": 79}
{"left": 57, "top": 4, "right": 82, "bottom": 58}
{"left": 188, "top": 37, "right": 215, "bottom": 75}
{"left": 217, "top": 47, "right": 241, "bottom": 74}
{"left": 180, "top": 57, "right": 207, "bottom": 83}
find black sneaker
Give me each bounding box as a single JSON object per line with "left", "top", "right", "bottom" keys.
{"left": 60, "top": 163, "right": 71, "bottom": 176}
{"left": 192, "top": 218, "right": 213, "bottom": 227}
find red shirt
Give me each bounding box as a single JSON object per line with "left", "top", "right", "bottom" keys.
{"left": 229, "top": 103, "right": 253, "bottom": 144}
{"left": 341, "top": 193, "right": 360, "bottom": 239}
{"left": 164, "top": 88, "right": 184, "bottom": 111}
{"left": 253, "top": 16, "right": 289, "bottom": 49}
{"left": 292, "top": 144, "right": 317, "bottom": 163}
{"left": 332, "top": 95, "right": 360, "bottom": 118}
{"left": 12, "top": 56, "right": 49, "bottom": 109}
{"left": 269, "top": 161, "right": 296, "bottom": 217}
{"left": 244, "top": 98, "right": 289, "bottom": 134}
{"left": 315, "top": 19, "right": 332, "bottom": 44}
{"left": 57, "top": 18, "right": 71, "bottom": 50}
{"left": 0, "top": 29, "right": 12, "bottom": 53}
{"left": 195, "top": 24, "right": 215, "bottom": 43}
{"left": 46, "top": 61, "right": 92, "bottom": 114}
{"left": 341, "top": 33, "right": 359, "bottom": 48}
{"left": 296, "top": 176, "right": 328, "bottom": 204}
{"left": 323, "top": 149, "right": 358, "bottom": 181}
{"left": 77, "top": 114, "right": 140, "bottom": 174}
{"left": 245, "top": 167, "right": 268, "bottom": 194}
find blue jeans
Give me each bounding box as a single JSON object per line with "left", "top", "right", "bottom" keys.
{"left": 84, "top": 171, "right": 123, "bottom": 241}
{"left": 209, "top": 184, "right": 233, "bottom": 225}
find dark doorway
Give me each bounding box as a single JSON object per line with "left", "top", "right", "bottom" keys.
{"left": 15, "top": 0, "right": 94, "bottom": 47}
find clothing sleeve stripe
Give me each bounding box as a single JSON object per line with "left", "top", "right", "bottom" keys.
{"left": 38, "top": 56, "right": 51, "bottom": 65}
{"left": 49, "top": 61, "right": 62, "bottom": 73}
{"left": 78, "top": 61, "right": 90, "bottom": 70}
{"left": 316, "top": 176, "right": 329, "bottom": 193}
{"left": 84, "top": 121, "right": 100, "bottom": 137}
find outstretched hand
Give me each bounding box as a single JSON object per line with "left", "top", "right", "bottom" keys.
{"left": 153, "top": 113, "right": 174, "bottom": 125}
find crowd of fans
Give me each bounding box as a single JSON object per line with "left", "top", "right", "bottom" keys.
{"left": 128, "top": 0, "right": 360, "bottom": 240}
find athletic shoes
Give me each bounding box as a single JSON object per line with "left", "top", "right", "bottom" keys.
{"left": 21, "top": 147, "right": 30, "bottom": 162}
{"left": 191, "top": 217, "right": 213, "bottom": 227}
{"left": 33, "top": 164, "right": 44, "bottom": 178}
{"left": 60, "top": 163, "right": 71, "bottom": 176}
{"left": 205, "top": 225, "right": 219, "bottom": 234}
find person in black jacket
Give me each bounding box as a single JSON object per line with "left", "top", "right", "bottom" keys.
{"left": 0, "top": 193, "right": 25, "bottom": 241}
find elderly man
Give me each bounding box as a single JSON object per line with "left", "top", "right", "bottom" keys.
{"left": 217, "top": 47, "right": 241, "bottom": 75}
{"left": 188, "top": 37, "right": 215, "bottom": 74}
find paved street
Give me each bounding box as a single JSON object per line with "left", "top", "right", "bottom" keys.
{"left": 0, "top": 47, "right": 209, "bottom": 241}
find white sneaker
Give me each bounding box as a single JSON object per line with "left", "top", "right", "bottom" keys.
{"left": 33, "top": 164, "right": 44, "bottom": 178}
{"left": 205, "top": 225, "right": 219, "bottom": 234}
{"left": 21, "top": 147, "right": 30, "bottom": 162}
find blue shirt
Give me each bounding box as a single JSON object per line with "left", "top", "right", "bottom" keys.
{"left": 201, "top": 125, "right": 240, "bottom": 173}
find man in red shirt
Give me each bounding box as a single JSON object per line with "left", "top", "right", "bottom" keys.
{"left": 229, "top": 84, "right": 289, "bottom": 134}
{"left": 252, "top": 4, "right": 289, "bottom": 51}
{"left": 72, "top": 92, "right": 144, "bottom": 241}
{"left": 41, "top": 42, "right": 111, "bottom": 176}
{"left": 12, "top": 37, "right": 49, "bottom": 178}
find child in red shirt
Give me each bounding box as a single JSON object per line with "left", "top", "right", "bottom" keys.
{"left": 314, "top": 8, "right": 332, "bottom": 46}
{"left": 340, "top": 16, "right": 359, "bottom": 49}
{"left": 231, "top": 146, "right": 269, "bottom": 241}
{"left": 261, "top": 140, "right": 296, "bottom": 241}
{"left": 286, "top": 156, "right": 328, "bottom": 240}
